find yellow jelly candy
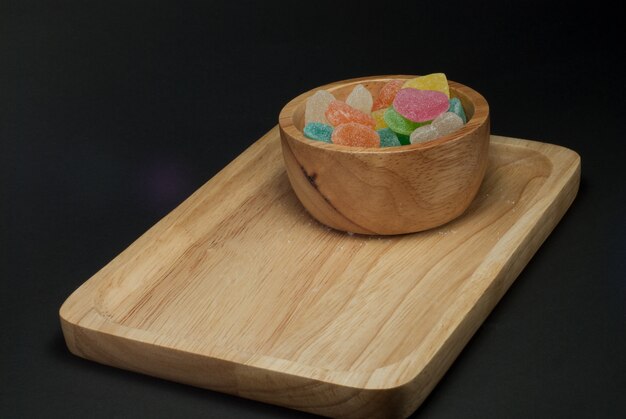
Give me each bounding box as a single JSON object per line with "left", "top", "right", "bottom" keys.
{"left": 402, "top": 73, "right": 450, "bottom": 98}
{"left": 372, "top": 109, "right": 387, "bottom": 130}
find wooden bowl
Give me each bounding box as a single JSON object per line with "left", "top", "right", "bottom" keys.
{"left": 278, "top": 75, "right": 490, "bottom": 235}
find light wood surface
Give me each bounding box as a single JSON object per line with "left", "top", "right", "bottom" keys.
{"left": 60, "top": 129, "right": 580, "bottom": 418}
{"left": 279, "top": 75, "right": 490, "bottom": 235}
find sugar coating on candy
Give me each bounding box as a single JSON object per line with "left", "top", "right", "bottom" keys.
{"left": 448, "top": 97, "right": 467, "bottom": 123}
{"left": 393, "top": 88, "right": 449, "bottom": 123}
{"left": 325, "top": 100, "right": 376, "bottom": 129}
{"left": 372, "top": 109, "right": 388, "bottom": 130}
{"left": 377, "top": 128, "right": 401, "bottom": 147}
{"left": 403, "top": 73, "right": 450, "bottom": 98}
{"left": 409, "top": 112, "right": 465, "bottom": 145}
{"left": 346, "top": 84, "right": 373, "bottom": 114}
{"left": 372, "top": 79, "right": 404, "bottom": 111}
{"left": 432, "top": 112, "right": 464, "bottom": 135}
{"left": 383, "top": 107, "right": 422, "bottom": 135}
{"left": 305, "top": 90, "right": 335, "bottom": 125}
{"left": 331, "top": 122, "right": 380, "bottom": 148}
{"left": 303, "top": 122, "right": 333, "bottom": 143}
{"left": 410, "top": 124, "right": 439, "bottom": 144}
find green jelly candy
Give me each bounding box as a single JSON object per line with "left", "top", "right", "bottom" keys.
{"left": 383, "top": 107, "right": 422, "bottom": 136}
{"left": 448, "top": 97, "right": 467, "bottom": 124}
{"left": 397, "top": 133, "right": 411, "bottom": 145}
{"left": 377, "top": 128, "right": 401, "bottom": 147}
{"left": 303, "top": 122, "right": 333, "bottom": 143}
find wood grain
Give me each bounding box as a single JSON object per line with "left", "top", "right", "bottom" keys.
{"left": 279, "top": 75, "right": 490, "bottom": 235}
{"left": 60, "top": 129, "right": 580, "bottom": 418}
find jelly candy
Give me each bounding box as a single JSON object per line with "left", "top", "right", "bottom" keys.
{"left": 303, "top": 122, "right": 333, "bottom": 143}
{"left": 304, "top": 90, "right": 335, "bottom": 125}
{"left": 377, "top": 128, "right": 401, "bottom": 147}
{"left": 448, "top": 97, "right": 467, "bottom": 123}
{"left": 372, "top": 109, "right": 388, "bottom": 130}
{"left": 403, "top": 73, "right": 450, "bottom": 98}
{"left": 397, "top": 133, "right": 410, "bottom": 145}
{"left": 325, "top": 100, "right": 376, "bottom": 129}
{"left": 410, "top": 112, "right": 465, "bottom": 144}
{"left": 346, "top": 84, "right": 373, "bottom": 114}
{"left": 383, "top": 107, "right": 421, "bottom": 135}
{"left": 393, "top": 88, "right": 449, "bottom": 123}
{"left": 331, "top": 122, "right": 380, "bottom": 148}
{"left": 433, "top": 112, "right": 464, "bottom": 135}
{"left": 372, "top": 79, "right": 404, "bottom": 111}
{"left": 301, "top": 73, "right": 462, "bottom": 149}
{"left": 409, "top": 124, "right": 438, "bottom": 144}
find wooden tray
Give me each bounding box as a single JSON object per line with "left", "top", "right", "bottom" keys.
{"left": 60, "top": 128, "right": 580, "bottom": 418}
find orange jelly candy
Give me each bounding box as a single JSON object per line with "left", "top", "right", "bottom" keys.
{"left": 372, "top": 79, "right": 404, "bottom": 111}
{"left": 331, "top": 122, "right": 380, "bottom": 148}
{"left": 325, "top": 100, "right": 376, "bottom": 129}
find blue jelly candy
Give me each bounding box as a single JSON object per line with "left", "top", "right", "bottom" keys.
{"left": 448, "top": 97, "right": 467, "bottom": 124}
{"left": 377, "top": 128, "right": 401, "bottom": 147}
{"left": 303, "top": 122, "right": 333, "bottom": 143}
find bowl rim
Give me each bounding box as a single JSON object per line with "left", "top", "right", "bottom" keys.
{"left": 278, "top": 74, "right": 489, "bottom": 154}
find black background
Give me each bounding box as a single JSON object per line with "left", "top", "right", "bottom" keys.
{"left": 2, "top": 1, "right": 625, "bottom": 418}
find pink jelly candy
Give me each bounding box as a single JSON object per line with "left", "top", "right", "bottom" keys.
{"left": 392, "top": 88, "right": 449, "bottom": 123}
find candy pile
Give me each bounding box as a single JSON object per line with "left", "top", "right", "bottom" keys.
{"left": 302, "top": 73, "right": 467, "bottom": 148}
